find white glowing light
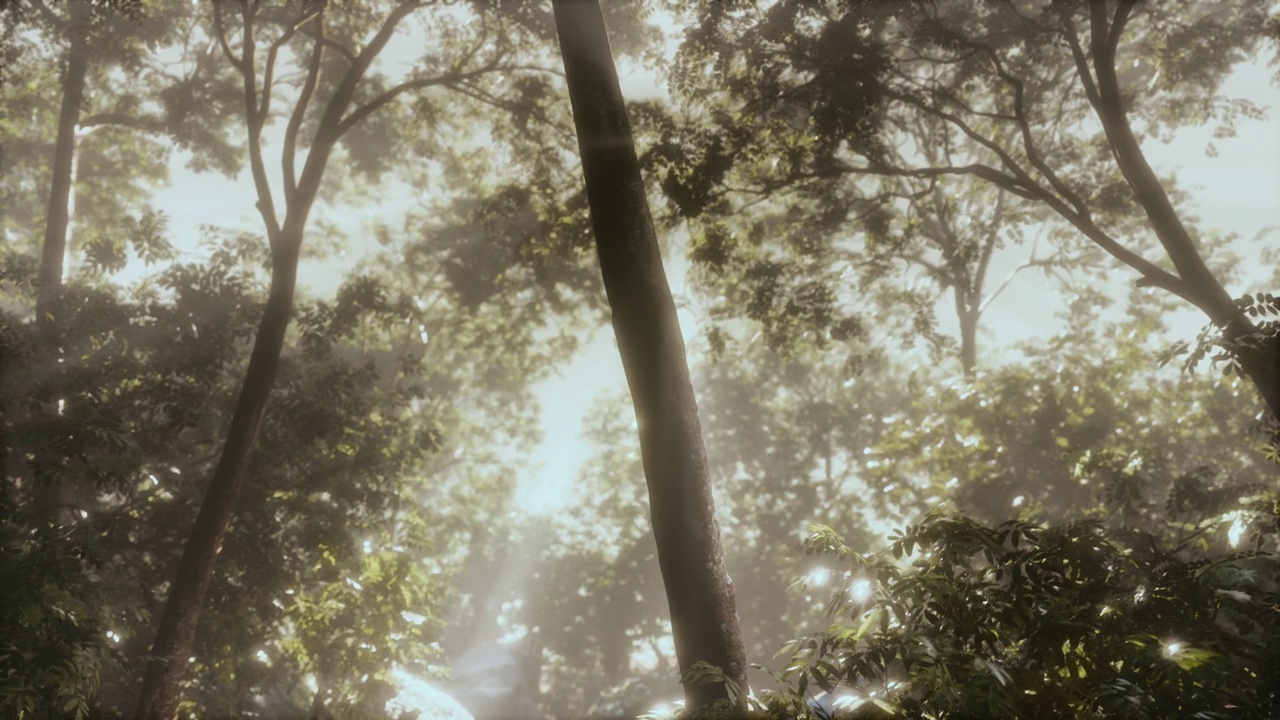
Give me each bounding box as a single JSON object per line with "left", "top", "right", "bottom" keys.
{"left": 1012, "top": 495, "right": 1025, "bottom": 508}
{"left": 1227, "top": 513, "right": 1246, "bottom": 548}
{"left": 255, "top": 650, "right": 269, "bottom": 663}
{"left": 401, "top": 611, "right": 427, "bottom": 626}
{"left": 850, "top": 578, "right": 874, "bottom": 603}
{"left": 362, "top": 539, "right": 374, "bottom": 555}
{"left": 1163, "top": 641, "right": 1182, "bottom": 657}
{"left": 945, "top": 477, "right": 959, "bottom": 489}
{"left": 346, "top": 578, "right": 363, "bottom": 591}
{"left": 806, "top": 569, "right": 831, "bottom": 587}
{"left": 832, "top": 694, "right": 866, "bottom": 713}
{"left": 418, "top": 324, "right": 429, "bottom": 343}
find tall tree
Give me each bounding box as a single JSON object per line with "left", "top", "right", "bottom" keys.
{"left": 134, "top": 1, "right": 544, "bottom": 714}
{"left": 12, "top": 0, "right": 235, "bottom": 525}
{"left": 552, "top": 0, "right": 748, "bottom": 710}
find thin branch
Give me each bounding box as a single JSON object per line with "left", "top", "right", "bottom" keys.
{"left": 78, "top": 112, "right": 165, "bottom": 133}
{"left": 237, "top": 0, "right": 281, "bottom": 242}
{"left": 260, "top": 4, "right": 324, "bottom": 120}
{"left": 284, "top": 6, "right": 326, "bottom": 203}
{"left": 337, "top": 67, "right": 492, "bottom": 136}
{"left": 1060, "top": 10, "right": 1102, "bottom": 111}
{"left": 968, "top": 40, "right": 1093, "bottom": 219}
{"left": 288, "top": 0, "right": 427, "bottom": 246}
{"left": 1108, "top": 0, "right": 1140, "bottom": 58}
{"left": 212, "top": 2, "right": 245, "bottom": 72}
{"left": 300, "top": 32, "right": 357, "bottom": 66}
{"left": 886, "top": 88, "right": 1049, "bottom": 200}
{"left": 336, "top": 22, "right": 499, "bottom": 135}
{"left": 979, "top": 239, "right": 1059, "bottom": 315}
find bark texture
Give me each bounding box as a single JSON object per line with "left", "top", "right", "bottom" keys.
{"left": 552, "top": 0, "right": 749, "bottom": 709}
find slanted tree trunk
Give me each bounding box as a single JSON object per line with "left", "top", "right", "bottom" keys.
{"left": 551, "top": 0, "right": 748, "bottom": 710}
{"left": 1086, "top": 1, "right": 1280, "bottom": 421}
{"left": 135, "top": 2, "right": 454, "bottom": 712}
{"left": 133, "top": 237, "right": 300, "bottom": 719}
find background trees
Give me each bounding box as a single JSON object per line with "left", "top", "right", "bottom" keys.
{"left": 1, "top": 1, "right": 1276, "bottom": 718}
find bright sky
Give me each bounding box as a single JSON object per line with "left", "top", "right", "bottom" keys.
{"left": 112, "top": 10, "right": 1280, "bottom": 520}
{"left": 514, "top": 57, "right": 1280, "bottom": 516}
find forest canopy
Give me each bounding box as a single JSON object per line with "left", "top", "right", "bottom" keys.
{"left": 1, "top": 1, "right": 1278, "bottom": 719}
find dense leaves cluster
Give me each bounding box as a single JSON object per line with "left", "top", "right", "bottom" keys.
{"left": 767, "top": 512, "right": 1280, "bottom": 719}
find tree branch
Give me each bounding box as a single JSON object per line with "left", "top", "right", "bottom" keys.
{"left": 78, "top": 112, "right": 165, "bottom": 134}
{"left": 335, "top": 22, "right": 504, "bottom": 136}
{"left": 260, "top": 3, "right": 324, "bottom": 120}
{"left": 1060, "top": 9, "right": 1102, "bottom": 111}
{"left": 288, "top": 0, "right": 427, "bottom": 248}
{"left": 337, "top": 67, "right": 487, "bottom": 136}
{"left": 284, "top": 6, "right": 326, "bottom": 203}
{"left": 212, "top": 2, "right": 245, "bottom": 72}
{"left": 1086, "top": 0, "right": 1232, "bottom": 313}
{"left": 968, "top": 40, "right": 1093, "bottom": 219}
{"left": 236, "top": 1, "right": 281, "bottom": 242}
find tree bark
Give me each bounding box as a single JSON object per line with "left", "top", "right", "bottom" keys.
{"left": 1086, "top": 1, "right": 1280, "bottom": 420}
{"left": 956, "top": 294, "right": 978, "bottom": 378}
{"left": 31, "top": 0, "right": 90, "bottom": 526}
{"left": 552, "top": 0, "right": 748, "bottom": 710}
{"left": 36, "top": 0, "right": 88, "bottom": 320}
{"left": 133, "top": 240, "right": 299, "bottom": 720}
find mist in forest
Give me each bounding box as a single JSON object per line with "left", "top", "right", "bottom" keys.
{"left": 3, "top": 1, "right": 1279, "bottom": 719}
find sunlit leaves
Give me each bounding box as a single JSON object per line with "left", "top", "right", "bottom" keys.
{"left": 772, "top": 517, "right": 1280, "bottom": 719}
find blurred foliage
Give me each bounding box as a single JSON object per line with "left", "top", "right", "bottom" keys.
{"left": 0, "top": 213, "right": 581, "bottom": 718}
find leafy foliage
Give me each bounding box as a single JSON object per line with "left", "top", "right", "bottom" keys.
{"left": 767, "top": 513, "right": 1280, "bottom": 719}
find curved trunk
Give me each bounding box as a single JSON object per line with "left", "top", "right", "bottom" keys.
{"left": 134, "top": 241, "right": 300, "bottom": 720}
{"left": 1088, "top": 2, "right": 1280, "bottom": 421}
{"left": 552, "top": 0, "right": 748, "bottom": 710}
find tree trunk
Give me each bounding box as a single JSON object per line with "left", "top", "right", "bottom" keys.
{"left": 37, "top": 0, "right": 88, "bottom": 322}
{"left": 1087, "top": 2, "right": 1280, "bottom": 421}
{"left": 133, "top": 239, "right": 299, "bottom": 720}
{"left": 30, "top": 0, "right": 91, "bottom": 526}
{"left": 953, "top": 286, "right": 978, "bottom": 377}
{"left": 134, "top": 2, "right": 426, "bottom": 710}
{"left": 551, "top": 0, "right": 748, "bottom": 710}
